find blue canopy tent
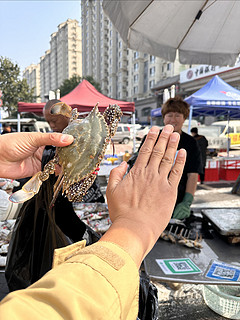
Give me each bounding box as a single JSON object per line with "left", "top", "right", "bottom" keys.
{"left": 151, "top": 75, "right": 240, "bottom": 122}
{"left": 186, "top": 75, "right": 240, "bottom": 155}
{"left": 185, "top": 75, "right": 240, "bottom": 129}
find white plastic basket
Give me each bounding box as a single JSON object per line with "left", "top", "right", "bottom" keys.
{"left": 203, "top": 285, "right": 240, "bottom": 319}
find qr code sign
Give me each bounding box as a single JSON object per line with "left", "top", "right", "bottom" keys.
{"left": 170, "top": 261, "right": 192, "bottom": 272}
{"left": 213, "top": 267, "right": 235, "bottom": 279}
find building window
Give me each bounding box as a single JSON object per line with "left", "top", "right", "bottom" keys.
{"left": 119, "top": 61, "right": 122, "bottom": 68}
{"left": 141, "top": 107, "right": 151, "bottom": 117}
{"left": 119, "top": 41, "right": 122, "bottom": 48}
{"left": 149, "top": 80, "right": 155, "bottom": 88}
{"left": 119, "top": 51, "right": 122, "bottom": 58}
{"left": 134, "top": 86, "right": 138, "bottom": 94}
{"left": 134, "top": 74, "right": 138, "bottom": 83}
{"left": 134, "top": 51, "right": 139, "bottom": 59}
{"left": 134, "top": 62, "right": 139, "bottom": 72}
{"left": 150, "top": 55, "right": 155, "bottom": 63}
{"left": 167, "top": 63, "right": 171, "bottom": 71}
{"left": 162, "top": 65, "right": 164, "bottom": 72}
{"left": 150, "top": 67, "right": 155, "bottom": 76}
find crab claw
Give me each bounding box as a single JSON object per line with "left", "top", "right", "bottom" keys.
{"left": 50, "top": 102, "right": 72, "bottom": 118}
{"left": 9, "top": 172, "right": 43, "bottom": 203}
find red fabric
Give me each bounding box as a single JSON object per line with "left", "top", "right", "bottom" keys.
{"left": 18, "top": 80, "right": 135, "bottom": 115}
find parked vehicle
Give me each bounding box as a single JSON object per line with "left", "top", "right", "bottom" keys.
{"left": 111, "top": 124, "right": 132, "bottom": 144}
{"left": 196, "top": 125, "right": 228, "bottom": 156}
{"left": 0, "top": 118, "right": 51, "bottom": 133}
{"left": 212, "top": 120, "right": 240, "bottom": 147}
{"left": 136, "top": 126, "right": 152, "bottom": 141}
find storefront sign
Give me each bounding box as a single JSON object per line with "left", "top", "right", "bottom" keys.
{"left": 180, "top": 63, "right": 240, "bottom": 84}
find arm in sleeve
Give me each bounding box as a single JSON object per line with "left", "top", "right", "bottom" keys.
{"left": 185, "top": 172, "right": 198, "bottom": 196}
{"left": 0, "top": 241, "right": 139, "bottom": 320}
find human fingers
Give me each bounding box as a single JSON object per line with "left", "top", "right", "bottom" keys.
{"left": 168, "top": 148, "right": 186, "bottom": 187}
{"left": 30, "top": 132, "right": 74, "bottom": 148}
{"left": 106, "top": 161, "right": 128, "bottom": 198}
{"left": 147, "top": 125, "right": 174, "bottom": 170}
{"left": 133, "top": 126, "right": 160, "bottom": 169}
{"left": 154, "top": 131, "right": 180, "bottom": 178}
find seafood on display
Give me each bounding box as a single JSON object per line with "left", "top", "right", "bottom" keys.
{"left": 10, "top": 102, "right": 122, "bottom": 205}
{"left": 159, "top": 225, "right": 203, "bottom": 250}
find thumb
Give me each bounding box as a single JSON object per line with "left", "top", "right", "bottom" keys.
{"left": 107, "top": 161, "right": 128, "bottom": 194}
{"left": 31, "top": 132, "right": 74, "bottom": 147}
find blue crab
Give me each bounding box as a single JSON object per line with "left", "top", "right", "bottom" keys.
{"left": 10, "top": 102, "right": 122, "bottom": 205}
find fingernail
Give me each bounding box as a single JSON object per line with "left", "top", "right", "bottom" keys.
{"left": 178, "top": 149, "right": 186, "bottom": 157}
{"left": 149, "top": 127, "right": 159, "bottom": 134}
{"left": 163, "top": 125, "right": 173, "bottom": 133}
{"left": 170, "top": 132, "right": 179, "bottom": 142}
{"left": 120, "top": 161, "right": 126, "bottom": 166}
{"left": 60, "top": 134, "right": 73, "bottom": 142}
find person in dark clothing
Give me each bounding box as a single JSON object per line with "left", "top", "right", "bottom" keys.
{"left": 134, "top": 96, "right": 202, "bottom": 220}
{"left": 191, "top": 127, "right": 208, "bottom": 184}
{"left": 1, "top": 123, "right": 15, "bottom": 134}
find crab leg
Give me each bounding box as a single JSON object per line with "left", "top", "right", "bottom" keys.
{"left": 9, "top": 172, "right": 43, "bottom": 203}
{"left": 50, "top": 102, "right": 72, "bottom": 118}
{"left": 50, "top": 173, "right": 64, "bottom": 208}
{"left": 9, "top": 159, "right": 57, "bottom": 204}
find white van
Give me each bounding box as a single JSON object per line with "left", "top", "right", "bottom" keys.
{"left": 212, "top": 120, "right": 240, "bottom": 146}
{"left": 0, "top": 118, "right": 51, "bottom": 133}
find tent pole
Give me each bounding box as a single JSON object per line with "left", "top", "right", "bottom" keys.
{"left": 17, "top": 113, "right": 21, "bottom": 132}
{"left": 132, "top": 112, "right": 136, "bottom": 153}
{"left": 227, "top": 110, "right": 230, "bottom": 157}
{"left": 188, "top": 105, "right": 193, "bottom": 134}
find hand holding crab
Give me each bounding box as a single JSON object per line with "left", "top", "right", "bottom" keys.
{"left": 10, "top": 102, "right": 122, "bottom": 206}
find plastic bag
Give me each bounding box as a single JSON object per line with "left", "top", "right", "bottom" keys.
{"left": 5, "top": 146, "right": 87, "bottom": 291}
{"left": 137, "top": 270, "right": 159, "bottom": 320}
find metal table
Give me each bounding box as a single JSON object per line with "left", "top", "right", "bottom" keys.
{"left": 144, "top": 212, "right": 240, "bottom": 285}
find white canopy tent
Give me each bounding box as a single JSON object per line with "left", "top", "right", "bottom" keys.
{"left": 103, "top": 0, "right": 240, "bottom": 67}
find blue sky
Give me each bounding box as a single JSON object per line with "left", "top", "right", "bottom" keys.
{"left": 1, "top": 1, "right": 81, "bottom": 73}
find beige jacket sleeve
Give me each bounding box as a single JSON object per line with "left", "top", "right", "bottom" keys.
{"left": 0, "top": 241, "right": 139, "bottom": 320}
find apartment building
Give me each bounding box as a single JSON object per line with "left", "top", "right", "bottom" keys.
{"left": 22, "top": 64, "right": 41, "bottom": 103}
{"left": 81, "top": 0, "right": 190, "bottom": 124}
{"left": 24, "top": 19, "right": 82, "bottom": 102}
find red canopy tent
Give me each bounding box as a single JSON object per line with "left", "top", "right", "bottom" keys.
{"left": 18, "top": 80, "right": 135, "bottom": 115}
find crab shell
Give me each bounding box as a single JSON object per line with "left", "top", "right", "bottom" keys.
{"left": 55, "top": 103, "right": 122, "bottom": 201}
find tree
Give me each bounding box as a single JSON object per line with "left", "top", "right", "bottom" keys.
{"left": 59, "top": 74, "right": 101, "bottom": 97}
{"left": 59, "top": 74, "right": 81, "bottom": 97}
{"left": 0, "top": 56, "right": 35, "bottom": 116}
{"left": 83, "top": 75, "right": 101, "bottom": 93}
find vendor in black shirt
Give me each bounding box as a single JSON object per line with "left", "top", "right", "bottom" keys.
{"left": 136, "top": 96, "right": 202, "bottom": 220}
